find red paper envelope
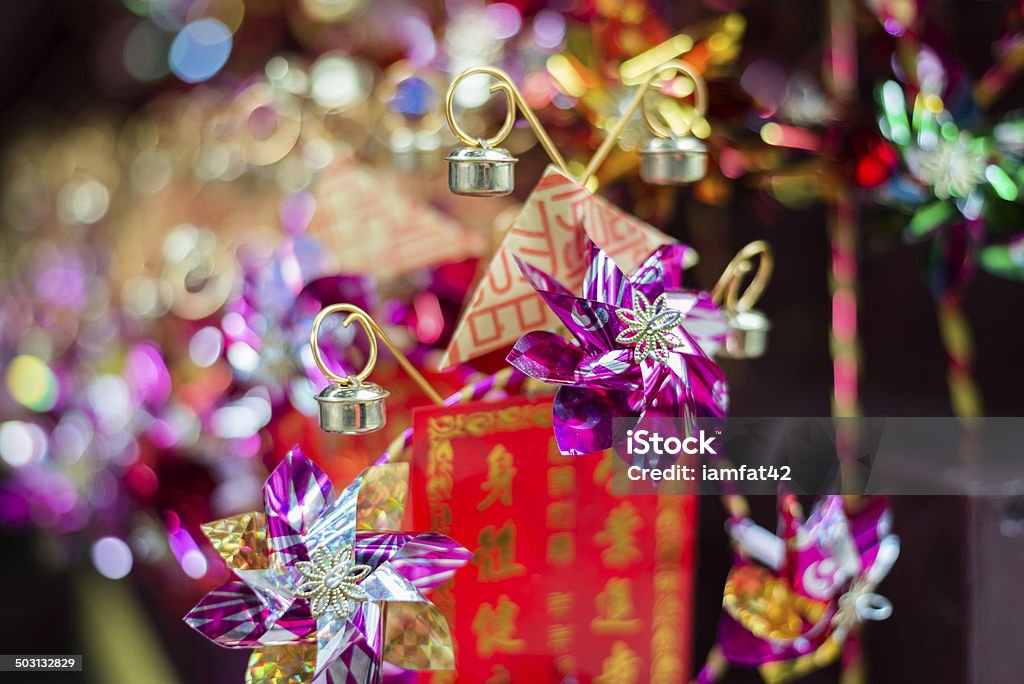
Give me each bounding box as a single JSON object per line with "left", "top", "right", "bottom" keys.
{"left": 410, "top": 395, "right": 696, "bottom": 683}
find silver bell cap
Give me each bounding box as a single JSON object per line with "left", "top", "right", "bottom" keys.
{"left": 719, "top": 310, "right": 772, "bottom": 359}
{"left": 316, "top": 381, "right": 391, "bottom": 434}
{"left": 446, "top": 146, "right": 518, "bottom": 197}
{"left": 639, "top": 135, "right": 709, "bottom": 185}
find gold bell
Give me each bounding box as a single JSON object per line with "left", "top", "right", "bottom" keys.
{"left": 315, "top": 380, "right": 390, "bottom": 434}
{"left": 719, "top": 310, "right": 771, "bottom": 359}
{"left": 639, "top": 135, "right": 708, "bottom": 185}
{"left": 310, "top": 303, "right": 447, "bottom": 436}
{"left": 445, "top": 145, "right": 518, "bottom": 196}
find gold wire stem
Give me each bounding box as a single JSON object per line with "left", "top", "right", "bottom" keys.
{"left": 581, "top": 58, "right": 708, "bottom": 185}
{"left": 445, "top": 66, "right": 570, "bottom": 174}
{"left": 711, "top": 240, "right": 774, "bottom": 313}
{"left": 580, "top": 59, "right": 708, "bottom": 186}
{"left": 309, "top": 304, "right": 446, "bottom": 406}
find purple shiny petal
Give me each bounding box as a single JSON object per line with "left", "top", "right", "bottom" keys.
{"left": 355, "top": 531, "right": 415, "bottom": 570}
{"left": 577, "top": 349, "right": 642, "bottom": 392}
{"left": 264, "top": 446, "right": 335, "bottom": 566}
{"left": 664, "top": 289, "right": 729, "bottom": 355}
{"left": 324, "top": 604, "right": 384, "bottom": 683}
{"left": 668, "top": 347, "right": 730, "bottom": 417}
{"left": 541, "top": 293, "right": 626, "bottom": 353}
{"left": 582, "top": 240, "right": 634, "bottom": 308}
{"left": 552, "top": 386, "right": 640, "bottom": 456}
{"left": 507, "top": 332, "right": 585, "bottom": 385}
{"left": 388, "top": 532, "right": 473, "bottom": 592}
{"left": 630, "top": 243, "right": 694, "bottom": 299}
{"left": 512, "top": 253, "right": 628, "bottom": 353}
{"left": 512, "top": 254, "right": 575, "bottom": 298}
{"left": 184, "top": 581, "right": 275, "bottom": 648}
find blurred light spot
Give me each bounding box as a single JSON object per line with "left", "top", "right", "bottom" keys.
{"left": 311, "top": 54, "right": 368, "bottom": 109}
{"left": 6, "top": 356, "right": 58, "bottom": 412}
{"left": 52, "top": 412, "right": 93, "bottom": 464}
{"left": 86, "top": 376, "right": 132, "bottom": 432}
{"left": 0, "top": 421, "right": 47, "bottom": 467}
{"left": 760, "top": 122, "right": 783, "bottom": 146}
{"left": 168, "top": 526, "right": 207, "bottom": 578}
{"left": 485, "top": 3, "right": 522, "bottom": 39}
{"left": 124, "top": 21, "right": 171, "bottom": 82}
{"left": 280, "top": 192, "right": 316, "bottom": 235}
{"left": 227, "top": 341, "right": 260, "bottom": 375}
{"left": 181, "top": 549, "right": 208, "bottom": 578}
{"left": 130, "top": 149, "right": 172, "bottom": 193}
{"left": 211, "top": 394, "right": 271, "bottom": 438}
{"left": 92, "top": 537, "right": 134, "bottom": 579}
{"left": 533, "top": 10, "right": 565, "bottom": 50}
{"left": 883, "top": 17, "right": 903, "bottom": 36}
{"left": 302, "top": 138, "right": 334, "bottom": 169}
{"left": 202, "top": 0, "right": 245, "bottom": 34}
{"left": 547, "top": 54, "right": 586, "bottom": 98}
{"left": 300, "top": 0, "right": 367, "bottom": 23}
{"left": 221, "top": 311, "right": 248, "bottom": 338}
{"left": 190, "top": 326, "right": 224, "bottom": 367}
{"left": 396, "top": 14, "right": 436, "bottom": 66}
{"left": 127, "top": 342, "right": 172, "bottom": 405}
{"left": 56, "top": 180, "right": 110, "bottom": 225}
{"left": 122, "top": 277, "right": 172, "bottom": 318}
{"left": 169, "top": 18, "right": 232, "bottom": 84}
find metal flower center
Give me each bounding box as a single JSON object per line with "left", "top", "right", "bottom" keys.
{"left": 293, "top": 545, "right": 372, "bottom": 620}
{"left": 614, "top": 291, "right": 683, "bottom": 365}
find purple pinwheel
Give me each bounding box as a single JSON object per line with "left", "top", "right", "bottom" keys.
{"left": 506, "top": 240, "right": 729, "bottom": 456}
{"left": 185, "top": 447, "right": 471, "bottom": 684}
{"left": 705, "top": 496, "right": 898, "bottom": 679}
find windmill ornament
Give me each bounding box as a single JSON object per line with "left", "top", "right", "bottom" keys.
{"left": 184, "top": 448, "right": 471, "bottom": 684}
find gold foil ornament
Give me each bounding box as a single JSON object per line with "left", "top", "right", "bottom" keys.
{"left": 356, "top": 462, "right": 409, "bottom": 531}
{"left": 722, "top": 565, "right": 828, "bottom": 641}
{"left": 383, "top": 602, "right": 457, "bottom": 670}
{"left": 245, "top": 645, "right": 317, "bottom": 684}
{"left": 201, "top": 511, "right": 269, "bottom": 571}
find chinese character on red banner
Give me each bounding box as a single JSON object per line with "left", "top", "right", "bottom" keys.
{"left": 411, "top": 395, "right": 697, "bottom": 682}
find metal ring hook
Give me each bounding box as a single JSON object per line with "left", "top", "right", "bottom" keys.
{"left": 581, "top": 58, "right": 708, "bottom": 185}
{"left": 445, "top": 66, "right": 570, "bottom": 173}
{"left": 641, "top": 60, "right": 709, "bottom": 140}
{"left": 309, "top": 303, "right": 446, "bottom": 406}
{"left": 711, "top": 241, "right": 774, "bottom": 313}
{"left": 310, "top": 304, "right": 378, "bottom": 386}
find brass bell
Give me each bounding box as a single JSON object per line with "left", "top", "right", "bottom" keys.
{"left": 446, "top": 145, "right": 518, "bottom": 196}
{"left": 719, "top": 310, "right": 771, "bottom": 359}
{"left": 315, "top": 380, "right": 390, "bottom": 434}
{"left": 639, "top": 135, "right": 708, "bottom": 185}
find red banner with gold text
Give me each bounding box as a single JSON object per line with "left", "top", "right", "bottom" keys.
{"left": 410, "top": 395, "right": 696, "bottom": 683}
